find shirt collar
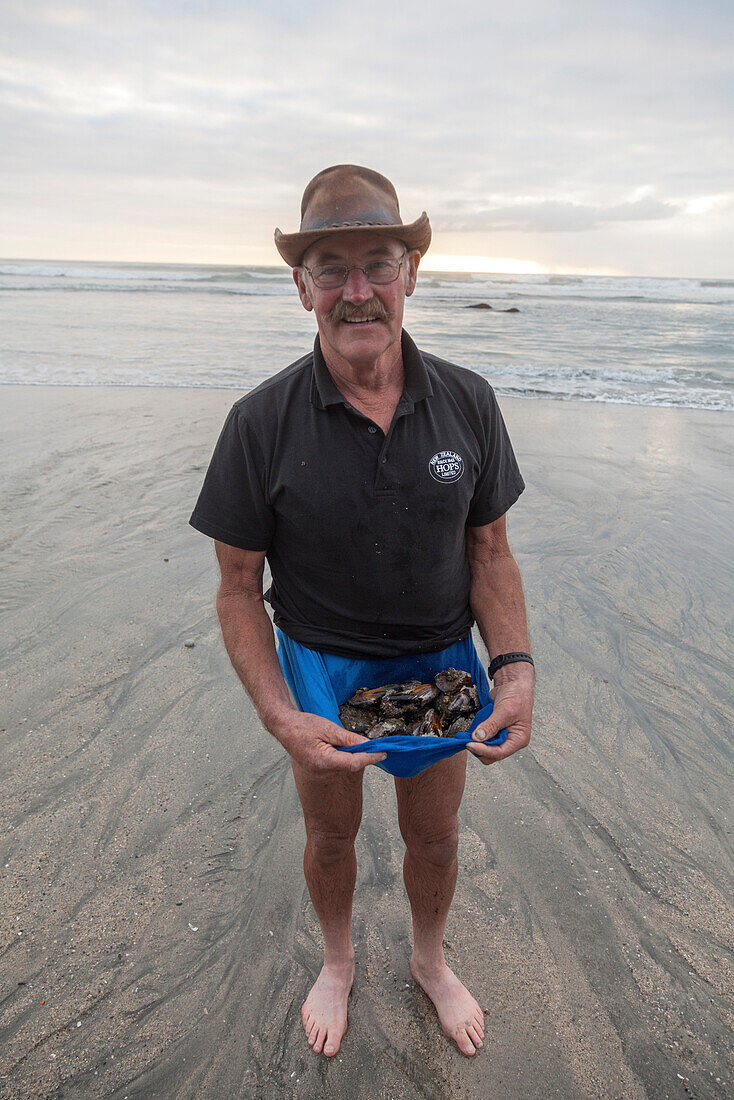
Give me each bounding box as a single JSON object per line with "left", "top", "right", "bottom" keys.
{"left": 310, "top": 329, "right": 433, "bottom": 410}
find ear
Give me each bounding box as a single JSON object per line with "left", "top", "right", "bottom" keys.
{"left": 405, "top": 250, "right": 421, "bottom": 298}
{"left": 293, "top": 267, "right": 314, "bottom": 312}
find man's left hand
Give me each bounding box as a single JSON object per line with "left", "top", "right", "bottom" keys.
{"left": 467, "top": 665, "right": 535, "bottom": 766}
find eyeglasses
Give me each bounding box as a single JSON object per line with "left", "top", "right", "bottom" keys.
{"left": 302, "top": 254, "right": 407, "bottom": 290}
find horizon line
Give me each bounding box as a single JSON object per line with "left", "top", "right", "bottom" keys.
{"left": 1, "top": 254, "right": 732, "bottom": 282}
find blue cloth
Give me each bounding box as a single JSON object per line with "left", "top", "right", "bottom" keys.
{"left": 276, "top": 629, "right": 507, "bottom": 778}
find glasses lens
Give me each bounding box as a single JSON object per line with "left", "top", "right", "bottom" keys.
{"left": 312, "top": 265, "right": 348, "bottom": 289}
{"left": 364, "top": 259, "right": 401, "bottom": 284}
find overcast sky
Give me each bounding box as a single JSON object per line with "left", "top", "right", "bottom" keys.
{"left": 2, "top": 0, "right": 732, "bottom": 275}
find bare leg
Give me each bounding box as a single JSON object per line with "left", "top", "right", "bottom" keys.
{"left": 291, "top": 758, "right": 363, "bottom": 1056}
{"left": 395, "top": 754, "right": 485, "bottom": 1056}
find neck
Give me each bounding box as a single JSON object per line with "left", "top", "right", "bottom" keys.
{"left": 318, "top": 335, "right": 405, "bottom": 402}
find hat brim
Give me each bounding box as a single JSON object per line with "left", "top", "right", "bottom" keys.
{"left": 274, "top": 212, "right": 431, "bottom": 267}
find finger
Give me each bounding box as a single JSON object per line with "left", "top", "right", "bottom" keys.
{"left": 467, "top": 740, "right": 507, "bottom": 761}
{"left": 472, "top": 705, "right": 513, "bottom": 742}
{"left": 329, "top": 727, "right": 370, "bottom": 748}
{"left": 345, "top": 750, "right": 387, "bottom": 770}
{"left": 472, "top": 719, "right": 504, "bottom": 743}
{"left": 468, "top": 738, "right": 524, "bottom": 764}
{"left": 467, "top": 746, "right": 495, "bottom": 766}
{"left": 326, "top": 745, "right": 387, "bottom": 771}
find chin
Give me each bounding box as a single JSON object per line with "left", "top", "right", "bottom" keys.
{"left": 333, "top": 321, "right": 396, "bottom": 355}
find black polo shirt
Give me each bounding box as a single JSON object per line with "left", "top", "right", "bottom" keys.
{"left": 189, "top": 330, "right": 524, "bottom": 658}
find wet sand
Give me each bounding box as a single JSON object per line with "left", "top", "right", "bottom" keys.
{"left": 0, "top": 385, "right": 732, "bottom": 1100}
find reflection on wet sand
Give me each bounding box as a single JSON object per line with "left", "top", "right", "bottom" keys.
{"left": 1, "top": 386, "right": 731, "bottom": 1100}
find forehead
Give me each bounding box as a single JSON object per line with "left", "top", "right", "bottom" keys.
{"left": 303, "top": 231, "right": 404, "bottom": 267}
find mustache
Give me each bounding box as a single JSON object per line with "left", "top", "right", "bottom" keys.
{"left": 324, "top": 299, "right": 393, "bottom": 324}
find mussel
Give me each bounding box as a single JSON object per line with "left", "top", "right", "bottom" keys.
{"left": 415, "top": 708, "right": 442, "bottom": 737}
{"left": 384, "top": 682, "right": 439, "bottom": 707}
{"left": 338, "top": 704, "right": 376, "bottom": 734}
{"left": 340, "top": 667, "right": 481, "bottom": 741}
{"left": 367, "top": 718, "right": 409, "bottom": 738}
{"left": 347, "top": 684, "right": 401, "bottom": 708}
{"left": 444, "top": 686, "right": 478, "bottom": 719}
{"left": 434, "top": 668, "right": 472, "bottom": 693}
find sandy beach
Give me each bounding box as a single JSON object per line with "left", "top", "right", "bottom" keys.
{"left": 1, "top": 384, "right": 732, "bottom": 1100}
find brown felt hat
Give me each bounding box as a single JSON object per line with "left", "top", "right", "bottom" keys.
{"left": 274, "top": 164, "right": 432, "bottom": 267}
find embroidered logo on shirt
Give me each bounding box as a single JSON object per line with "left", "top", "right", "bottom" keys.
{"left": 428, "top": 450, "right": 465, "bottom": 483}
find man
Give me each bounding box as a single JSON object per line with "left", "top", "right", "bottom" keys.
{"left": 189, "top": 165, "right": 535, "bottom": 1059}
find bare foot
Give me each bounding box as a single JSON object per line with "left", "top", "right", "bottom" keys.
{"left": 410, "top": 955, "right": 485, "bottom": 1056}
{"left": 301, "top": 960, "right": 354, "bottom": 1057}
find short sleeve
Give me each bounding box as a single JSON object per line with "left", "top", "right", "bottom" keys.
{"left": 189, "top": 404, "right": 274, "bottom": 551}
{"left": 466, "top": 385, "right": 525, "bottom": 526}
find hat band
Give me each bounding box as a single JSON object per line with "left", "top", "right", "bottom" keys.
{"left": 304, "top": 216, "right": 397, "bottom": 231}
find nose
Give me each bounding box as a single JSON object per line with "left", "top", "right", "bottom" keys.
{"left": 341, "top": 265, "right": 373, "bottom": 303}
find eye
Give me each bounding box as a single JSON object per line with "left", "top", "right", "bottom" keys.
{"left": 316, "top": 265, "right": 346, "bottom": 278}
{"left": 366, "top": 260, "right": 391, "bottom": 273}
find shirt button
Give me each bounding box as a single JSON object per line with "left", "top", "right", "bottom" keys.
{"left": 368, "top": 425, "right": 377, "bottom": 434}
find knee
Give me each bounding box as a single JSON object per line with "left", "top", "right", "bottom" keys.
{"left": 307, "top": 829, "right": 357, "bottom": 866}
{"left": 403, "top": 823, "right": 459, "bottom": 869}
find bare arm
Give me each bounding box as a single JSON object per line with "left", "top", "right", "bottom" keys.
{"left": 214, "top": 541, "right": 384, "bottom": 773}
{"left": 464, "top": 515, "right": 535, "bottom": 764}
{"left": 214, "top": 541, "right": 294, "bottom": 730}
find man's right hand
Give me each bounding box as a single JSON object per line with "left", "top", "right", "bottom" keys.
{"left": 272, "top": 711, "right": 387, "bottom": 774}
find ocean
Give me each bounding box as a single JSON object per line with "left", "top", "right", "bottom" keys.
{"left": 1, "top": 259, "right": 732, "bottom": 411}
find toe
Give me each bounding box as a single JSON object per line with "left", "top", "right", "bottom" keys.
{"left": 312, "top": 1027, "right": 325, "bottom": 1054}
{"left": 324, "top": 1032, "right": 339, "bottom": 1057}
{"left": 455, "top": 1029, "right": 476, "bottom": 1056}
{"left": 467, "top": 1022, "right": 484, "bottom": 1049}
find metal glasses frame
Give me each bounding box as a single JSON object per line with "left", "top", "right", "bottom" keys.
{"left": 302, "top": 251, "right": 408, "bottom": 289}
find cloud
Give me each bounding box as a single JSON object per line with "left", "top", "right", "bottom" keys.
{"left": 434, "top": 195, "right": 681, "bottom": 233}
{"left": 0, "top": 0, "right": 732, "bottom": 272}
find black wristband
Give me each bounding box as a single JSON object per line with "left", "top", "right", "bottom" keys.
{"left": 488, "top": 651, "right": 535, "bottom": 680}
